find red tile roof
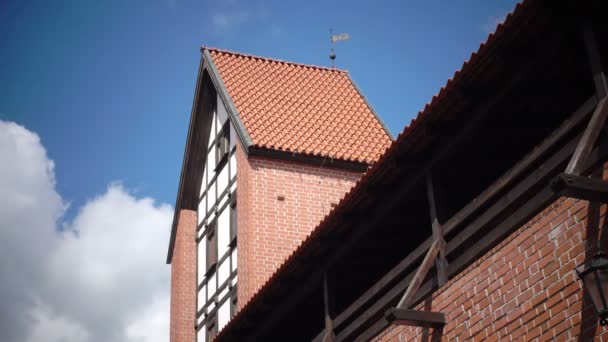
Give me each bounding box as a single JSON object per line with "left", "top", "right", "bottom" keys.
{"left": 205, "top": 47, "right": 393, "bottom": 164}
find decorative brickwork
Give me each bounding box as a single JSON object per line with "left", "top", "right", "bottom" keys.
{"left": 236, "top": 144, "right": 363, "bottom": 305}
{"left": 375, "top": 192, "right": 608, "bottom": 341}
{"left": 170, "top": 209, "right": 197, "bottom": 342}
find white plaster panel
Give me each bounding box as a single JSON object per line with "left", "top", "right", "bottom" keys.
{"left": 231, "top": 248, "right": 238, "bottom": 272}
{"left": 208, "top": 110, "right": 216, "bottom": 149}
{"left": 229, "top": 153, "right": 237, "bottom": 179}
{"left": 218, "top": 163, "right": 229, "bottom": 196}
{"left": 207, "top": 146, "right": 216, "bottom": 175}
{"left": 200, "top": 162, "right": 208, "bottom": 197}
{"left": 208, "top": 180, "right": 216, "bottom": 209}
{"left": 218, "top": 208, "right": 229, "bottom": 258}
{"left": 217, "top": 94, "right": 228, "bottom": 127}
{"left": 218, "top": 301, "right": 230, "bottom": 331}
{"left": 197, "top": 197, "right": 206, "bottom": 227}
{"left": 218, "top": 258, "right": 230, "bottom": 287}
{"left": 208, "top": 272, "right": 216, "bottom": 297}
{"left": 197, "top": 325, "right": 205, "bottom": 341}
{"left": 231, "top": 274, "right": 237, "bottom": 287}
{"left": 198, "top": 285, "right": 206, "bottom": 312}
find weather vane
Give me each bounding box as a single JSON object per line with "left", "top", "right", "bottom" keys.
{"left": 330, "top": 28, "right": 350, "bottom": 68}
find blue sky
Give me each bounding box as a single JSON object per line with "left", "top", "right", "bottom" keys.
{"left": 0, "top": 0, "right": 518, "bottom": 220}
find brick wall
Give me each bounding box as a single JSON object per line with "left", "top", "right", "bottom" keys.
{"left": 170, "top": 209, "right": 197, "bottom": 342}
{"left": 375, "top": 192, "right": 608, "bottom": 341}
{"left": 237, "top": 149, "right": 363, "bottom": 305}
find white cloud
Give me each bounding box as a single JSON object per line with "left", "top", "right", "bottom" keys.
{"left": 211, "top": 11, "right": 251, "bottom": 32}
{"left": 208, "top": 1, "right": 271, "bottom": 35}
{"left": 0, "top": 120, "right": 173, "bottom": 342}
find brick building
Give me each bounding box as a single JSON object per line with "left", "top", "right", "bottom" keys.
{"left": 165, "top": 47, "right": 393, "bottom": 341}
{"left": 198, "top": 0, "right": 608, "bottom": 341}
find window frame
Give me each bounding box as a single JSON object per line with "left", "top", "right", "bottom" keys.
{"left": 215, "top": 123, "right": 230, "bottom": 170}
{"left": 229, "top": 193, "right": 237, "bottom": 245}
{"left": 206, "top": 219, "right": 218, "bottom": 275}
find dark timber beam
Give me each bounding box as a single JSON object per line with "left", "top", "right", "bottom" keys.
{"left": 426, "top": 172, "right": 448, "bottom": 285}
{"left": 312, "top": 96, "right": 597, "bottom": 342}
{"left": 384, "top": 308, "right": 446, "bottom": 329}
{"left": 566, "top": 22, "right": 608, "bottom": 175}
{"left": 330, "top": 100, "right": 607, "bottom": 341}
{"left": 322, "top": 272, "right": 335, "bottom": 342}
{"left": 552, "top": 173, "right": 608, "bottom": 203}
{"left": 397, "top": 239, "right": 440, "bottom": 309}
{"left": 566, "top": 97, "right": 608, "bottom": 175}
{"left": 582, "top": 21, "right": 607, "bottom": 99}
{"left": 352, "top": 139, "right": 608, "bottom": 341}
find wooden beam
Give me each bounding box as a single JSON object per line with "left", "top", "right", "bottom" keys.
{"left": 384, "top": 308, "right": 446, "bottom": 328}
{"left": 552, "top": 173, "right": 608, "bottom": 203}
{"left": 443, "top": 96, "right": 597, "bottom": 236}
{"left": 310, "top": 96, "right": 598, "bottom": 342}
{"left": 582, "top": 21, "right": 608, "bottom": 98}
{"left": 566, "top": 20, "right": 608, "bottom": 175}
{"left": 334, "top": 123, "right": 608, "bottom": 341}
{"left": 322, "top": 272, "right": 335, "bottom": 342}
{"left": 566, "top": 97, "right": 608, "bottom": 175}
{"left": 426, "top": 172, "right": 448, "bottom": 285}
{"left": 397, "top": 239, "right": 440, "bottom": 309}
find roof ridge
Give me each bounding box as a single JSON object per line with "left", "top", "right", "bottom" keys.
{"left": 202, "top": 45, "right": 349, "bottom": 73}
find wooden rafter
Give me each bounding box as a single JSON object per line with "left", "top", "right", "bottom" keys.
{"left": 397, "top": 239, "right": 440, "bottom": 309}
{"left": 425, "top": 172, "right": 448, "bottom": 286}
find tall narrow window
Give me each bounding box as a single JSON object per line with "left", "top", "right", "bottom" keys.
{"left": 216, "top": 123, "right": 230, "bottom": 169}
{"left": 229, "top": 194, "right": 237, "bottom": 244}
{"left": 206, "top": 220, "right": 218, "bottom": 273}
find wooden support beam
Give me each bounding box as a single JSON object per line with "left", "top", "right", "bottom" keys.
{"left": 309, "top": 96, "right": 599, "bottom": 342}
{"left": 567, "top": 21, "right": 608, "bottom": 175}
{"left": 583, "top": 21, "right": 608, "bottom": 98}
{"left": 425, "top": 172, "right": 448, "bottom": 285}
{"left": 331, "top": 116, "right": 608, "bottom": 341}
{"left": 397, "top": 239, "right": 440, "bottom": 308}
{"left": 551, "top": 173, "right": 608, "bottom": 203}
{"left": 566, "top": 97, "right": 608, "bottom": 175}
{"left": 384, "top": 308, "right": 446, "bottom": 328}
{"left": 322, "top": 272, "right": 335, "bottom": 342}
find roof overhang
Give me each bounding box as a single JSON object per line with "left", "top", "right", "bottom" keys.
{"left": 214, "top": 0, "right": 608, "bottom": 339}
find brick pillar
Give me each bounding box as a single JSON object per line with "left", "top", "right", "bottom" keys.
{"left": 170, "top": 209, "right": 197, "bottom": 342}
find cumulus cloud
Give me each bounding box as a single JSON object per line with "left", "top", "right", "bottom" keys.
{"left": 0, "top": 120, "right": 173, "bottom": 342}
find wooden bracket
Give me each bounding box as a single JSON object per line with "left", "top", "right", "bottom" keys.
{"left": 425, "top": 173, "right": 448, "bottom": 286}
{"left": 385, "top": 308, "right": 446, "bottom": 342}
{"left": 397, "top": 239, "right": 440, "bottom": 309}
{"left": 551, "top": 173, "right": 608, "bottom": 203}
{"left": 322, "top": 272, "right": 335, "bottom": 342}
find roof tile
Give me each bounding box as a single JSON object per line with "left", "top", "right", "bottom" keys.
{"left": 206, "top": 48, "right": 393, "bottom": 164}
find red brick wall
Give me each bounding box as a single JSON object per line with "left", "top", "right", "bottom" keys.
{"left": 237, "top": 149, "right": 363, "bottom": 305}
{"left": 375, "top": 193, "right": 608, "bottom": 341}
{"left": 236, "top": 141, "right": 253, "bottom": 308}
{"left": 170, "top": 209, "right": 197, "bottom": 342}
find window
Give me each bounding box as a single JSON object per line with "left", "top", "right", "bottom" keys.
{"left": 216, "top": 124, "right": 230, "bottom": 169}
{"left": 206, "top": 313, "right": 218, "bottom": 342}
{"left": 230, "top": 289, "right": 238, "bottom": 318}
{"left": 206, "top": 220, "right": 218, "bottom": 273}
{"left": 229, "top": 194, "right": 237, "bottom": 244}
